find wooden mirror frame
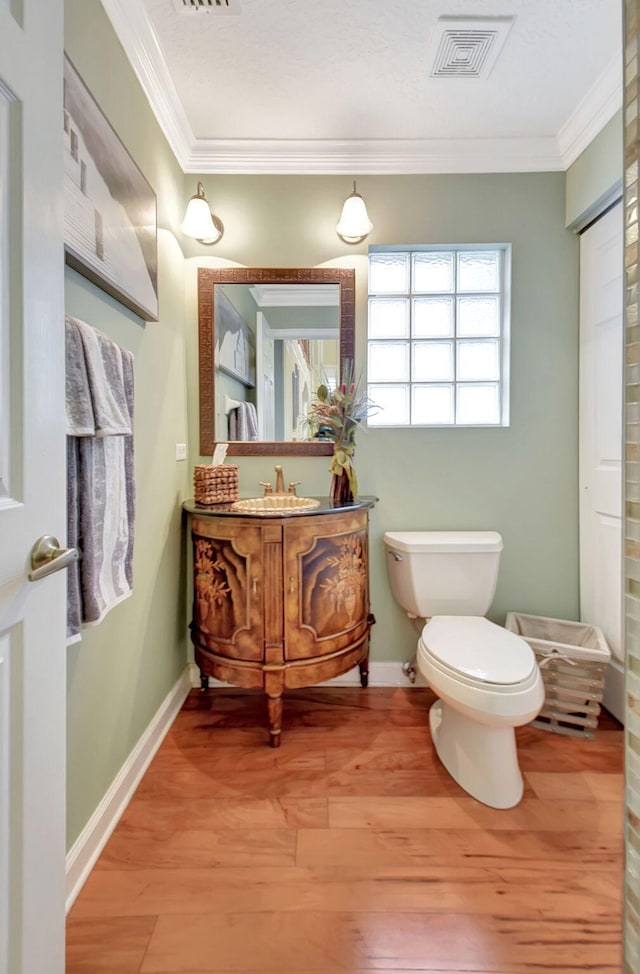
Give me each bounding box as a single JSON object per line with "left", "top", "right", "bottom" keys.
{"left": 198, "top": 267, "right": 356, "bottom": 456}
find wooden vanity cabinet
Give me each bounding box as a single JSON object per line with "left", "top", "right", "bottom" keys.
{"left": 190, "top": 506, "right": 373, "bottom": 746}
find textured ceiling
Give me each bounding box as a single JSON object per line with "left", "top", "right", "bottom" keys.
{"left": 142, "top": 0, "right": 619, "bottom": 142}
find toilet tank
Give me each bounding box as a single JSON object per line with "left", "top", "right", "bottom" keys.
{"left": 383, "top": 531, "right": 503, "bottom": 617}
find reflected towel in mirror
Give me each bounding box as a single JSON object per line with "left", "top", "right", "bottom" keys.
{"left": 228, "top": 401, "right": 259, "bottom": 441}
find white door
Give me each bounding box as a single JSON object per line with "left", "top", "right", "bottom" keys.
{"left": 579, "top": 201, "right": 624, "bottom": 722}
{"left": 0, "top": 2, "right": 66, "bottom": 972}
{"left": 256, "top": 311, "right": 275, "bottom": 439}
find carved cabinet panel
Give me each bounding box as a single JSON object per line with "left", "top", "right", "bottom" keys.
{"left": 189, "top": 506, "right": 373, "bottom": 746}
{"left": 192, "top": 519, "right": 264, "bottom": 662}
{"left": 284, "top": 511, "right": 370, "bottom": 661}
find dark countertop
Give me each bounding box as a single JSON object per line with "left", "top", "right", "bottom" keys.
{"left": 183, "top": 495, "right": 377, "bottom": 518}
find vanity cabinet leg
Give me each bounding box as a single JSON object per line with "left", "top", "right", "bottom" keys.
{"left": 267, "top": 695, "right": 283, "bottom": 748}
{"left": 359, "top": 657, "right": 369, "bottom": 688}
{"left": 199, "top": 670, "right": 209, "bottom": 692}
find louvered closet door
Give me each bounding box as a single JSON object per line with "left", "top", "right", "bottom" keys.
{"left": 0, "top": 1, "right": 66, "bottom": 971}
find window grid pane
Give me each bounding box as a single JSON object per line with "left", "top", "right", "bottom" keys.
{"left": 369, "top": 297, "right": 410, "bottom": 339}
{"left": 369, "top": 253, "right": 410, "bottom": 293}
{"left": 457, "top": 251, "right": 500, "bottom": 292}
{"left": 368, "top": 248, "right": 506, "bottom": 426}
{"left": 368, "top": 384, "right": 410, "bottom": 425}
{"left": 369, "top": 341, "right": 410, "bottom": 382}
{"left": 456, "top": 383, "right": 501, "bottom": 425}
{"left": 457, "top": 340, "right": 501, "bottom": 382}
{"left": 413, "top": 341, "right": 454, "bottom": 382}
{"left": 412, "top": 384, "right": 454, "bottom": 425}
{"left": 412, "top": 296, "right": 454, "bottom": 337}
{"left": 412, "top": 252, "right": 454, "bottom": 293}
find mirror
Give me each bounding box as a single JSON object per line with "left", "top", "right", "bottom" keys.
{"left": 198, "top": 267, "right": 355, "bottom": 456}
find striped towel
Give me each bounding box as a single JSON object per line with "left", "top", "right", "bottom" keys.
{"left": 65, "top": 315, "right": 135, "bottom": 643}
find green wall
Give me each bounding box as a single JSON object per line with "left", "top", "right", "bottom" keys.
{"left": 64, "top": 0, "right": 189, "bottom": 849}
{"left": 187, "top": 173, "right": 580, "bottom": 665}
{"left": 566, "top": 110, "right": 623, "bottom": 227}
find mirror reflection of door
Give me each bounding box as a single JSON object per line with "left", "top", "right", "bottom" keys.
{"left": 256, "top": 311, "right": 275, "bottom": 439}
{"left": 214, "top": 283, "right": 340, "bottom": 442}
{"left": 290, "top": 364, "right": 300, "bottom": 439}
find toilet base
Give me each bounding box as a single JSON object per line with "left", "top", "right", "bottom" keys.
{"left": 429, "top": 699, "right": 524, "bottom": 809}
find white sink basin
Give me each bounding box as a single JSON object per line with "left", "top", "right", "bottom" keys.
{"left": 232, "top": 495, "right": 320, "bottom": 514}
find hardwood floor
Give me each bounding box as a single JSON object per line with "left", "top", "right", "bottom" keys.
{"left": 66, "top": 687, "right": 624, "bottom": 973}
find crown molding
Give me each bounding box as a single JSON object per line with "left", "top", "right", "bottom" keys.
{"left": 557, "top": 54, "right": 622, "bottom": 169}
{"left": 103, "top": 0, "right": 615, "bottom": 175}
{"left": 184, "top": 137, "right": 563, "bottom": 174}
{"left": 100, "top": 0, "right": 194, "bottom": 170}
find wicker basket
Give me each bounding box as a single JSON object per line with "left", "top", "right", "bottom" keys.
{"left": 505, "top": 612, "right": 611, "bottom": 739}
{"left": 193, "top": 464, "right": 239, "bottom": 506}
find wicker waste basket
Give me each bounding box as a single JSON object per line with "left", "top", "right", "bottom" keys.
{"left": 505, "top": 612, "right": 611, "bottom": 740}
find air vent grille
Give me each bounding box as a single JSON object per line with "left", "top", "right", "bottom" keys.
{"left": 429, "top": 17, "right": 513, "bottom": 79}
{"left": 172, "top": 0, "right": 241, "bottom": 13}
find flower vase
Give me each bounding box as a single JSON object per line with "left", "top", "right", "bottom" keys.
{"left": 330, "top": 468, "right": 354, "bottom": 505}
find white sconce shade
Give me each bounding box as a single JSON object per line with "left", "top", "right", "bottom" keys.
{"left": 336, "top": 181, "right": 373, "bottom": 244}
{"left": 181, "top": 182, "right": 224, "bottom": 244}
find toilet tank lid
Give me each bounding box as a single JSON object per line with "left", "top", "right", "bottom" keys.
{"left": 383, "top": 531, "right": 503, "bottom": 554}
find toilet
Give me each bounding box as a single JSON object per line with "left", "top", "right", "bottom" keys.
{"left": 384, "top": 530, "right": 544, "bottom": 809}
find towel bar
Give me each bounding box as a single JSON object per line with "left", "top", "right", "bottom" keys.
{"left": 224, "top": 394, "right": 242, "bottom": 414}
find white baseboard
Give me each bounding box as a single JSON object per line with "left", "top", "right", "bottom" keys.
{"left": 65, "top": 665, "right": 193, "bottom": 914}
{"left": 189, "top": 660, "right": 426, "bottom": 689}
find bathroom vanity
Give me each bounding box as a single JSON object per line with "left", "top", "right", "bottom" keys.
{"left": 184, "top": 496, "right": 376, "bottom": 746}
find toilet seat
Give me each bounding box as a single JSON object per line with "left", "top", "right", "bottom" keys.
{"left": 418, "top": 640, "right": 541, "bottom": 695}
{"left": 420, "top": 616, "right": 536, "bottom": 688}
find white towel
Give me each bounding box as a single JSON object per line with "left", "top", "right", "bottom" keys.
{"left": 65, "top": 315, "right": 135, "bottom": 642}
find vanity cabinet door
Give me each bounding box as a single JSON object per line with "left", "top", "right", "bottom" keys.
{"left": 283, "top": 510, "right": 370, "bottom": 661}
{"left": 191, "top": 516, "right": 264, "bottom": 662}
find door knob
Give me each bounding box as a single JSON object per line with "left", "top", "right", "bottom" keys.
{"left": 28, "top": 535, "right": 79, "bottom": 582}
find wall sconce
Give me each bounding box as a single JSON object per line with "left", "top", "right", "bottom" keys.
{"left": 181, "top": 181, "right": 224, "bottom": 244}
{"left": 336, "top": 180, "right": 373, "bottom": 244}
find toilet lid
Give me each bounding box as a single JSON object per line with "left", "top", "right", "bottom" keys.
{"left": 421, "top": 616, "right": 535, "bottom": 686}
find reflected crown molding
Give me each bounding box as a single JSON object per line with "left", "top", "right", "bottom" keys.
{"left": 270, "top": 328, "right": 339, "bottom": 340}
{"left": 102, "top": 0, "right": 621, "bottom": 175}
{"left": 249, "top": 285, "right": 339, "bottom": 308}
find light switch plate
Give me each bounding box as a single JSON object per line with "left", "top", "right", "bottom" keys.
{"left": 175, "top": 443, "right": 187, "bottom": 461}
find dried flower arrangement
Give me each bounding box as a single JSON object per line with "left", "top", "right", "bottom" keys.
{"left": 306, "top": 360, "right": 377, "bottom": 504}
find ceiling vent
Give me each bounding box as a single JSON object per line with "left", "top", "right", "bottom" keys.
{"left": 172, "top": 0, "right": 241, "bottom": 13}
{"left": 429, "top": 16, "right": 513, "bottom": 79}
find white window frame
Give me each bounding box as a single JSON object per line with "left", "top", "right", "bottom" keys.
{"left": 367, "top": 244, "right": 511, "bottom": 428}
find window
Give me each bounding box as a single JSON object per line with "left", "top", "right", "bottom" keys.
{"left": 367, "top": 246, "right": 510, "bottom": 427}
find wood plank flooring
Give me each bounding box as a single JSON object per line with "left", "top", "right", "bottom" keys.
{"left": 66, "top": 687, "right": 624, "bottom": 973}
